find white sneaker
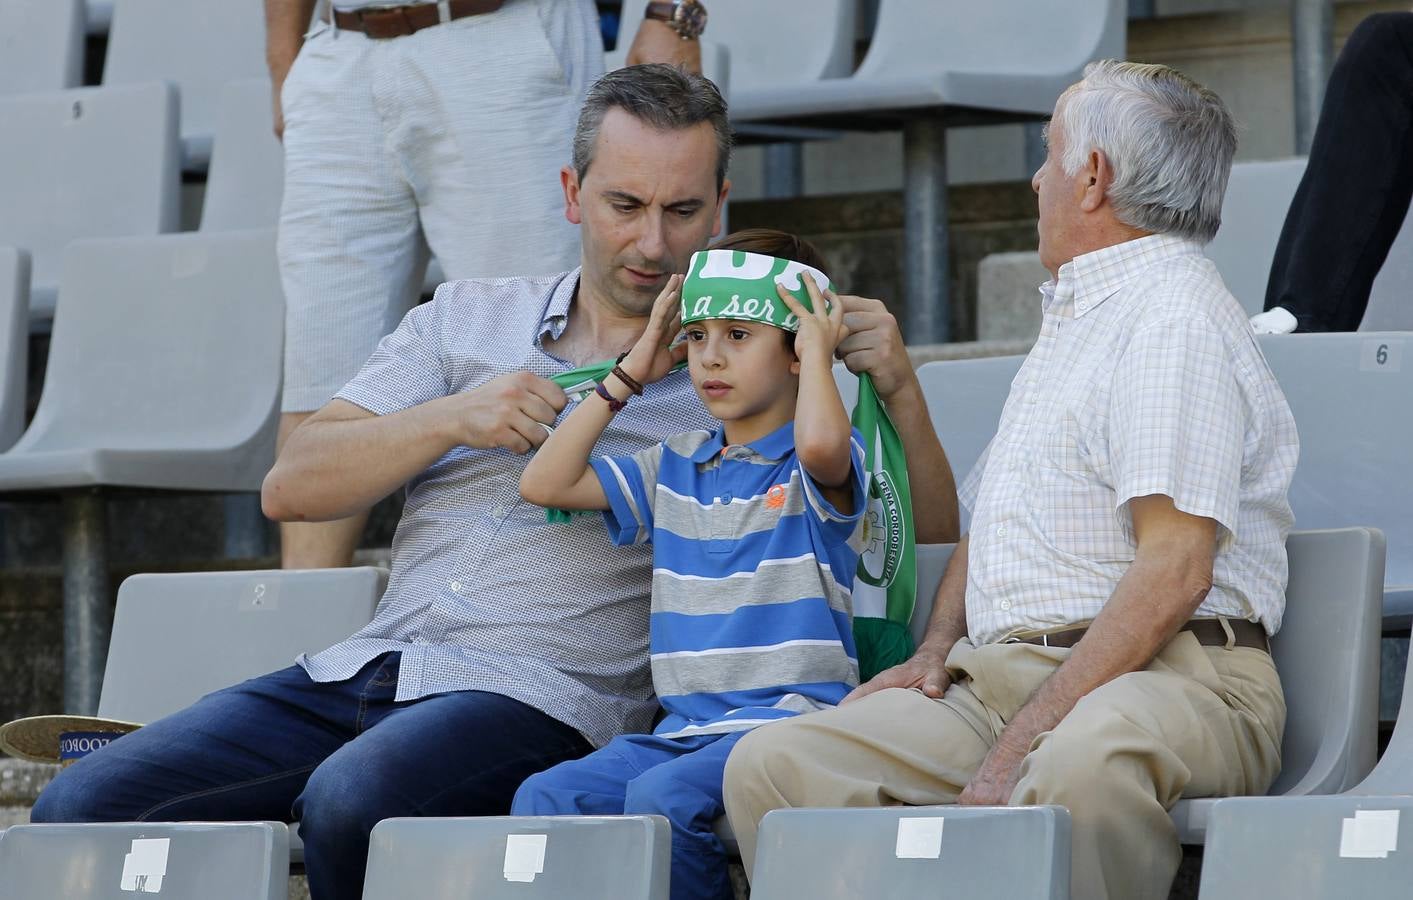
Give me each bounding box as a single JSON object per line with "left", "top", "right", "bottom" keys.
{"left": 1249, "top": 306, "right": 1298, "bottom": 335}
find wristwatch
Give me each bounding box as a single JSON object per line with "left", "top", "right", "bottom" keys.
{"left": 644, "top": 0, "right": 707, "bottom": 41}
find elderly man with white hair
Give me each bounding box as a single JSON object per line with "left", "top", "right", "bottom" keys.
{"left": 722, "top": 60, "right": 1300, "bottom": 900}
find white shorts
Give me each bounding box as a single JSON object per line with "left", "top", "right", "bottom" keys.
{"left": 278, "top": 0, "right": 602, "bottom": 412}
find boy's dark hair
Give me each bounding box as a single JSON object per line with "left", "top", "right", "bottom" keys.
{"left": 709, "top": 229, "right": 831, "bottom": 349}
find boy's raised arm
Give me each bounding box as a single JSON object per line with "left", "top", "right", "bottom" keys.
{"left": 777, "top": 277, "right": 854, "bottom": 502}
{"left": 519, "top": 276, "right": 687, "bottom": 511}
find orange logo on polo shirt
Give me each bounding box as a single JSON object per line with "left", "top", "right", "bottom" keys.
{"left": 765, "top": 484, "right": 788, "bottom": 509}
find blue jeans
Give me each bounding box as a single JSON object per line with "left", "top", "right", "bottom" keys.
{"left": 32, "top": 653, "right": 591, "bottom": 900}
{"left": 511, "top": 730, "right": 747, "bottom": 900}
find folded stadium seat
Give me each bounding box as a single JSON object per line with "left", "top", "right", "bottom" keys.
{"left": 0, "top": 82, "right": 180, "bottom": 321}
{"left": 0, "top": 248, "right": 29, "bottom": 452}
{"left": 102, "top": 0, "right": 267, "bottom": 171}
{"left": 1258, "top": 333, "right": 1413, "bottom": 629}
{"left": 361, "top": 816, "right": 671, "bottom": 899}
{"left": 93, "top": 567, "right": 386, "bottom": 728}
{"left": 1207, "top": 158, "right": 1413, "bottom": 328}
{"left": 0, "top": 0, "right": 85, "bottom": 94}
{"left": 84, "top": 0, "right": 110, "bottom": 34}
{"left": 0, "top": 229, "right": 283, "bottom": 715}
{"left": 751, "top": 806, "right": 1070, "bottom": 899}
{"left": 729, "top": 0, "right": 1126, "bottom": 344}
{"left": 0, "top": 821, "right": 291, "bottom": 900}
{"left": 199, "top": 79, "right": 285, "bottom": 233}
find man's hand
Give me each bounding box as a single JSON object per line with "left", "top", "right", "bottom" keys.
{"left": 444, "top": 372, "right": 567, "bottom": 454}
{"left": 958, "top": 736, "right": 1029, "bottom": 806}
{"left": 842, "top": 643, "right": 951, "bottom": 704}
{"left": 625, "top": 18, "right": 702, "bottom": 73}
{"left": 270, "top": 72, "right": 289, "bottom": 140}
{"left": 264, "top": 0, "right": 316, "bottom": 141}
{"left": 620, "top": 274, "right": 688, "bottom": 385}
{"left": 834, "top": 294, "right": 915, "bottom": 402}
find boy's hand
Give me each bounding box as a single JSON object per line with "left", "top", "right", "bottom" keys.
{"left": 620, "top": 274, "right": 688, "bottom": 386}
{"left": 777, "top": 274, "right": 849, "bottom": 367}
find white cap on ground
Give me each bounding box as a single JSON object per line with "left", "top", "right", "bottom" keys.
{"left": 1249, "top": 306, "right": 1298, "bottom": 335}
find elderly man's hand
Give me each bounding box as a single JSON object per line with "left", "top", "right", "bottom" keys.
{"left": 834, "top": 294, "right": 916, "bottom": 402}
{"left": 625, "top": 19, "right": 702, "bottom": 73}
{"left": 958, "top": 736, "right": 1029, "bottom": 806}
{"left": 841, "top": 643, "right": 951, "bottom": 704}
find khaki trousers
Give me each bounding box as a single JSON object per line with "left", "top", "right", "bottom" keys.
{"left": 723, "top": 631, "right": 1285, "bottom": 900}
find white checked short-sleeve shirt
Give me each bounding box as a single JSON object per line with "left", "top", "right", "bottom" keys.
{"left": 958, "top": 234, "right": 1299, "bottom": 645}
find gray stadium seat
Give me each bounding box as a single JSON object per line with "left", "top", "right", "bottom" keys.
{"left": 0, "top": 0, "right": 85, "bottom": 94}
{"left": 1201, "top": 542, "right": 1412, "bottom": 897}
{"left": 362, "top": 816, "right": 671, "bottom": 900}
{"left": 914, "top": 356, "right": 1023, "bottom": 532}
{"left": 1259, "top": 333, "right": 1413, "bottom": 626}
{"left": 1168, "top": 527, "right": 1384, "bottom": 844}
{"left": 200, "top": 78, "right": 285, "bottom": 232}
{"left": 103, "top": 0, "right": 267, "bottom": 170}
{"left": 750, "top": 806, "right": 1071, "bottom": 899}
{"left": 0, "top": 248, "right": 29, "bottom": 452}
{"left": 610, "top": 0, "right": 856, "bottom": 100}
{"left": 98, "top": 567, "right": 387, "bottom": 725}
{"left": 0, "top": 821, "right": 290, "bottom": 900}
{"left": 0, "top": 229, "right": 283, "bottom": 714}
{"left": 0, "top": 82, "right": 180, "bottom": 319}
{"left": 1207, "top": 158, "right": 1413, "bottom": 329}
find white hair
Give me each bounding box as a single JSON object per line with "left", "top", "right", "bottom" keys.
{"left": 1055, "top": 59, "right": 1237, "bottom": 244}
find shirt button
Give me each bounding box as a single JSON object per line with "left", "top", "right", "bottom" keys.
{"left": 1000, "top": 600, "right": 1012, "bottom": 611}
{"left": 996, "top": 525, "right": 1007, "bottom": 537}
{"left": 1077, "top": 300, "right": 1089, "bottom": 312}
{"left": 721, "top": 492, "right": 733, "bottom": 504}
{"left": 449, "top": 580, "right": 462, "bottom": 592}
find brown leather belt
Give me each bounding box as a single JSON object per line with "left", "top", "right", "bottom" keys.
{"left": 1011, "top": 617, "right": 1269, "bottom": 651}
{"left": 332, "top": 0, "right": 504, "bottom": 38}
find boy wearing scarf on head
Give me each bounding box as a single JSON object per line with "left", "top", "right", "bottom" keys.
{"left": 514, "top": 236, "right": 867, "bottom": 900}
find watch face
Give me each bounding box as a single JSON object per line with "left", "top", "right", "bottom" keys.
{"left": 675, "top": 0, "right": 707, "bottom": 37}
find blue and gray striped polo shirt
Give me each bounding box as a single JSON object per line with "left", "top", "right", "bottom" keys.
{"left": 591, "top": 422, "right": 868, "bottom": 739}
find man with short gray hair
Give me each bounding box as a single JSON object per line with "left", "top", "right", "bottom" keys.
{"left": 723, "top": 60, "right": 1300, "bottom": 900}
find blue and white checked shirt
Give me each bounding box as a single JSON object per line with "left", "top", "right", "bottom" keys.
{"left": 298, "top": 270, "right": 717, "bottom": 748}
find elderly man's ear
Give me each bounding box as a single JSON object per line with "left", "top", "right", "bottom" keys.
{"left": 1079, "top": 149, "right": 1116, "bottom": 213}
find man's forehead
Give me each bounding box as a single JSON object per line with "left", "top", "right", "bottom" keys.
{"left": 586, "top": 109, "right": 718, "bottom": 189}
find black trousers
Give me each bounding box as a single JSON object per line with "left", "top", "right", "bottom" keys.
{"left": 1264, "top": 12, "right": 1413, "bottom": 331}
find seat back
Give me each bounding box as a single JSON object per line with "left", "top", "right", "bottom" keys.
{"left": 0, "top": 83, "right": 180, "bottom": 317}
{"left": 362, "top": 816, "right": 670, "bottom": 899}
{"left": 915, "top": 356, "right": 1024, "bottom": 532}
{"left": 200, "top": 78, "right": 285, "bottom": 231}
{"left": 0, "top": 248, "right": 29, "bottom": 451}
{"left": 1207, "top": 158, "right": 1306, "bottom": 316}
{"left": 1259, "top": 333, "right": 1413, "bottom": 604}
{"left": 1267, "top": 528, "right": 1384, "bottom": 796}
{"left": 103, "top": 0, "right": 267, "bottom": 167}
{"left": 911, "top": 543, "right": 956, "bottom": 648}
{"left": 854, "top": 0, "right": 1124, "bottom": 113}
{"left": 95, "top": 567, "right": 387, "bottom": 724}
{"left": 751, "top": 806, "right": 1070, "bottom": 899}
{"left": 613, "top": 0, "right": 854, "bottom": 88}
{"left": 0, "top": 821, "right": 290, "bottom": 900}
{"left": 10, "top": 230, "right": 282, "bottom": 490}
{"left": 0, "top": 0, "right": 85, "bottom": 94}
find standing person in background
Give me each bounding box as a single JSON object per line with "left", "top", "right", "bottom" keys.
{"left": 1251, "top": 12, "right": 1413, "bottom": 334}
{"left": 264, "top": 0, "right": 709, "bottom": 568}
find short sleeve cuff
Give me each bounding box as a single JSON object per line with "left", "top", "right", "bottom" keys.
{"left": 801, "top": 432, "right": 868, "bottom": 534}
{"left": 591, "top": 456, "right": 651, "bottom": 546}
